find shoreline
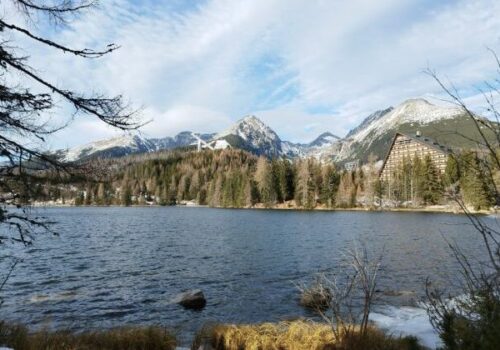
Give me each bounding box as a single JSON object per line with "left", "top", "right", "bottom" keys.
{"left": 28, "top": 202, "right": 494, "bottom": 216}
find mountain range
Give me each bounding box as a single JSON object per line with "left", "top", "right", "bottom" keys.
{"left": 58, "top": 98, "right": 486, "bottom": 165}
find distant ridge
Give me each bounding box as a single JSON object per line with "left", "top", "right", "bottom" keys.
{"left": 57, "top": 98, "right": 488, "bottom": 164}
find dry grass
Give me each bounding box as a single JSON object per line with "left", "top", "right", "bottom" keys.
{"left": 193, "top": 320, "right": 336, "bottom": 350}
{"left": 0, "top": 321, "right": 176, "bottom": 350}
{"left": 191, "top": 320, "right": 423, "bottom": 350}
{"left": 298, "top": 279, "right": 332, "bottom": 310}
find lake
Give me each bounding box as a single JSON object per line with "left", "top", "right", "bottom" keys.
{"left": 0, "top": 207, "right": 492, "bottom": 346}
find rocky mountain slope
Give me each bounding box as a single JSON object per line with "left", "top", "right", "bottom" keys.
{"left": 58, "top": 98, "right": 489, "bottom": 164}
{"left": 215, "top": 115, "right": 284, "bottom": 157}
{"left": 60, "top": 132, "right": 214, "bottom": 161}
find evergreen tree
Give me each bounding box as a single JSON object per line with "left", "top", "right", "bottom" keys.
{"left": 295, "top": 160, "right": 315, "bottom": 208}
{"left": 168, "top": 175, "right": 177, "bottom": 205}
{"left": 320, "top": 164, "right": 339, "bottom": 207}
{"left": 271, "top": 160, "right": 284, "bottom": 203}
{"left": 363, "top": 154, "right": 380, "bottom": 207}
{"left": 210, "top": 174, "right": 223, "bottom": 207}
{"left": 97, "top": 183, "right": 106, "bottom": 205}
{"left": 444, "top": 155, "right": 460, "bottom": 187}
{"left": 411, "top": 155, "right": 424, "bottom": 204}
{"left": 75, "top": 191, "right": 85, "bottom": 206}
{"left": 84, "top": 184, "right": 93, "bottom": 205}
{"left": 255, "top": 156, "right": 275, "bottom": 207}
{"left": 421, "top": 155, "right": 443, "bottom": 205}
{"left": 460, "top": 152, "right": 494, "bottom": 210}
{"left": 337, "top": 171, "right": 357, "bottom": 207}
{"left": 121, "top": 184, "right": 132, "bottom": 207}
{"left": 282, "top": 160, "right": 296, "bottom": 201}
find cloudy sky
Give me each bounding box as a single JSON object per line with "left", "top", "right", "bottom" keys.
{"left": 7, "top": 0, "right": 500, "bottom": 148}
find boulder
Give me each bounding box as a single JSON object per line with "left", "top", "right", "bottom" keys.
{"left": 382, "top": 290, "right": 416, "bottom": 297}
{"left": 174, "top": 289, "right": 206, "bottom": 310}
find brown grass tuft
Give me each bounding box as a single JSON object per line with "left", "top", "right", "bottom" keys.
{"left": 0, "top": 321, "right": 176, "bottom": 350}
{"left": 192, "top": 320, "right": 424, "bottom": 350}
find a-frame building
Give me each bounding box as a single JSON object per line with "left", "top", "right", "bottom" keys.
{"left": 379, "top": 132, "right": 451, "bottom": 182}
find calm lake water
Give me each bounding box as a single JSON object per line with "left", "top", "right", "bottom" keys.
{"left": 0, "top": 207, "right": 494, "bottom": 345}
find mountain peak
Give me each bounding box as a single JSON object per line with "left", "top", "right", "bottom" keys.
{"left": 391, "top": 98, "right": 463, "bottom": 123}
{"left": 235, "top": 115, "right": 269, "bottom": 131}
{"left": 240, "top": 114, "right": 261, "bottom": 122}
{"left": 220, "top": 115, "right": 279, "bottom": 140}
{"left": 216, "top": 115, "right": 282, "bottom": 157}
{"left": 317, "top": 131, "right": 337, "bottom": 138}
{"left": 63, "top": 133, "right": 152, "bottom": 161}
{"left": 345, "top": 107, "right": 394, "bottom": 139}
{"left": 309, "top": 132, "right": 340, "bottom": 148}
{"left": 400, "top": 98, "right": 432, "bottom": 106}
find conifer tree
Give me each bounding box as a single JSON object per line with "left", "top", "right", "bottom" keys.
{"left": 168, "top": 175, "right": 177, "bottom": 205}
{"left": 75, "top": 191, "right": 85, "bottom": 206}
{"left": 282, "top": 160, "right": 296, "bottom": 201}
{"left": 154, "top": 187, "right": 161, "bottom": 205}
{"left": 121, "top": 184, "right": 132, "bottom": 207}
{"left": 210, "top": 174, "right": 223, "bottom": 207}
{"left": 411, "top": 155, "right": 424, "bottom": 204}
{"left": 339, "top": 170, "right": 359, "bottom": 207}
{"left": 420, "top": 155, "right": 443, "bottom": 205}
{"left": 97, "top": 183, "right": 106, "bottom": 205}
{"left": 460, "top": 152, "right": 494, "bottom": 210}
{"left": 295, "top": 160, "right": 315, "bottom": 208}
{"left": 255, "top": 156, "right": 275, "bottom": 207}
{"left": 320, "top": 164, "right": 339, "bottom": 207}
{"left": 271, "top": 160, "right": 285, "bottom": 203}
{"left": 444, "top": 155, "right": 460, "bottom": 187}
{"left": 363, "top": 154, "right": 380, "bottom": 207}
{"left": 84, "top": 184, "right": 93, "bottom": 205}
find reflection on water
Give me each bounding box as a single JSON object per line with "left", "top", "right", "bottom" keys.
{"left": 0, "top": 207, "right": 490, "bottom": 344}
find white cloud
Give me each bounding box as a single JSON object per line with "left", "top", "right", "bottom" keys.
{"left": 141, "top": 105, "right": 233, "bottom": 137}
{"left": 4, "top": 0, "right": 500, "bottom": 147}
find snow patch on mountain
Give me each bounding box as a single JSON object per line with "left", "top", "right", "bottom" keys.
{"left": 281, "top": 141, "right": 305, "bottom": 158}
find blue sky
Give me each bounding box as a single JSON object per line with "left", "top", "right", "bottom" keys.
{"left": 6, "top": 0, "right": 500, "bottom": 148}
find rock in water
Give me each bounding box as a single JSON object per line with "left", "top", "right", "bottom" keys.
{"left": 174, "top": 289, "right": 206, "bottom": 310}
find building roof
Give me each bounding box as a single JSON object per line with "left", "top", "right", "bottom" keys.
{"left": 400, "top": 132, "right": 453, "bottom": 154}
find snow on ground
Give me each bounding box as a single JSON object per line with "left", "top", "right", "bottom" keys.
{"left": 370, "top": 304, "right": 441, "bottom": 349}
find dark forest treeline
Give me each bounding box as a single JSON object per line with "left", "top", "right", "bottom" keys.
{"left": 31, "top": 148, "right": 497, "bottom": 210}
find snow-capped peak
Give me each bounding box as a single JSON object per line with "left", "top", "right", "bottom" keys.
{"left": 215, "top": 115, "right": 282, "bottom": 157}
{"left": 63, "top": 134, "right": 149, "bottom": 162}
{"left": 393, "top": 98, "right": 461, "bottom": 123}
{"left": 218, "top": 115, "right": 280, "bottom": 142}
{"left": 309, "top": 132, "right": 341, "bottom": 148}
{"left": 347, "top": 98, "right": 463, "bottom": 145}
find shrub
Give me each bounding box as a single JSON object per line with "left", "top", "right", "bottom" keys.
{"left": 299, "top": 278, "right": 332, "bottom": 310}
{"left": 428, "top": 289, "right": 500, "bottom": 350}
